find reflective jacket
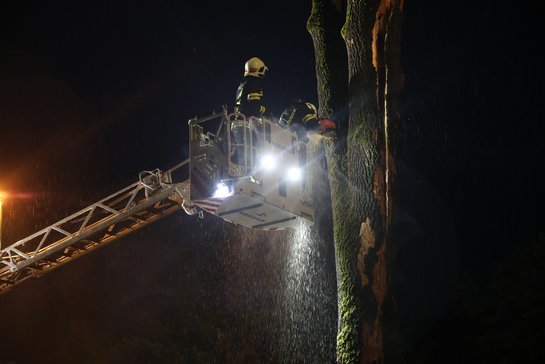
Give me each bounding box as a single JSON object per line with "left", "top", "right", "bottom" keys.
{"left": 234, "top": 76, "right": 265, "bottom": 118}
{"left": 278, "top": 101, "right": 318, "bottom": 131}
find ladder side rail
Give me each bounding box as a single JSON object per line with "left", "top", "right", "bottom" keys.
{"left": 0, "top": 185, "right": 184, "bottom": 293}
{"left": 0, "top": 155, "right": 193, "bottom": 293}
{"left": 0, "top": 159, "right": 192, "bottom": 276}
{"left": 0, "top": 181, "right": 141, "bottom": 258}
{"left": 11, "top": 184, "right": 179, "bottom": 272}
{"left": 0, "top": 182, "right": 144, "bottom": 273}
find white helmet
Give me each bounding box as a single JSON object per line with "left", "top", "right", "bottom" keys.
{"left": 244, "top": 57, "right": 268, "bottom": 78}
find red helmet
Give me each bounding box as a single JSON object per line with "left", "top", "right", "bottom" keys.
{"left": 319, "top": 118, "right": 336, "bottom": 134}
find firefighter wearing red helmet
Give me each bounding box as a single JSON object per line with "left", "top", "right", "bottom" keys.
{"left": 279, "top": 99, "right": 336, "bottom": 142}
{"left": 318, "top": 118, "right": 337, "bottom": 137}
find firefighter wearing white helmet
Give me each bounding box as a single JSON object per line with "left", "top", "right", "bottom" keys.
{"left": 230, "top": 57, "right": 268, "bottom": 174}
{"left": 235, "top": 57, "right": 268, "bottom": 117}
{"left": 244, "top": 57, "right": 268, "bottom": 78}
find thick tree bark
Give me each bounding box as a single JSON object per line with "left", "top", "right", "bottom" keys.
{"left": 308, "top": 0, "right": 403, "bottom": 363}
{"left": 307, "top": 0, "right": 348, "bottom": 135}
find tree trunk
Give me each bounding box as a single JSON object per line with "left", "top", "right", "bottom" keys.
{"left": 308, "top": 1, "right": 403, "bottom": 363}
{"left": 307, "top": 0, "right": 348, "bottom": 134}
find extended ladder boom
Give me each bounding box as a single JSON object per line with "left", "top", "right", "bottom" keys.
{"left": 0, "top": 160, "right": 191, "bottom": 294}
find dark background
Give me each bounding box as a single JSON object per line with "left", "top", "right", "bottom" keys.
{"left": 1, "top": 1, "right": 544, "bottom": 363}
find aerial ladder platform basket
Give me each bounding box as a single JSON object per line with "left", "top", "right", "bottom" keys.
{"left": 187, "top": 107, "right": 314, "bottom": 230}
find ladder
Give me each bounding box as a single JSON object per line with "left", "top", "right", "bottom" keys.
{"left": 0, "top": 160, "right": 191, "bottom": 294}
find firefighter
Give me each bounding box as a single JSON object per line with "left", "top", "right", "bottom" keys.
{"left": 234, "top": 57, "right": 268, "bottom": 118}
{"left": 278, "top": 99, "right": 336, "bottom": 142}
{"left": 230, "top": 57, "right": 268, "bottom": 175}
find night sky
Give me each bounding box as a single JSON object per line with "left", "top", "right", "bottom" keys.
{"left": 1, "top": 1, "right": 317, "bottom": 241}
{"left": 1, "top": 1, "right": 545, "bottom": 363}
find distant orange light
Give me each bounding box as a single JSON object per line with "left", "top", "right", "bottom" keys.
{"left": 0, "top": 191, "right": 34, "bottom": 202}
